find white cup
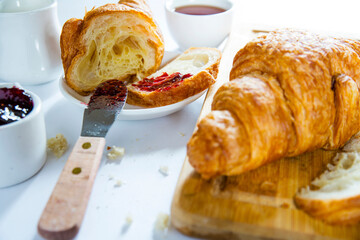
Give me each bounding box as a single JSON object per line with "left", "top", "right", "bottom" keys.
{"left": 0, "top": 0, "right": 62, "bottom": 85}
{"left": 0, "top": 83, "right": 47, "bottom": 188}
{"left": 165, "top": 0, "right": 234, "bottom": 50}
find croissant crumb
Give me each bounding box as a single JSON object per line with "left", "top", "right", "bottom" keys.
{"left": 47, "top": 134, "right": 68, "bottom": 158}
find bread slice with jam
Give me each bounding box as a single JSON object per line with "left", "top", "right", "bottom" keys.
{"left": 127, "top": 47, "right": 221, "bottom": 107}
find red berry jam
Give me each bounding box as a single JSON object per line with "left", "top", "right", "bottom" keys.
{"left": 88, "top": 79, "right": 127, "bottom": 110}
{"left": 132, "top": 72, "right": 193, "bottom": 92}
{"left": 0, "top": 87, "right": 33, "bottom": 126}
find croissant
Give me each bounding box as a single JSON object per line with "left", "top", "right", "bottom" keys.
{"left": 187, "top": 29, "right": 360, "bottom": 179}
{"left": 60, "top": 0, "right": 164, "bottom": 96}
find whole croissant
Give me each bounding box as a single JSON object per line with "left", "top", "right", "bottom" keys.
{"left": 187, "top": 29, "right": 360, "bottom": 179}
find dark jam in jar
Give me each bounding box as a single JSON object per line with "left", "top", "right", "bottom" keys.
{"left": 0, "top": 87, "right": 34, "bottom": 126}
{"left": 133, "top": 72, "right": 193, "bottom": 92}
{"left": 175, "top": 5, "right": 226, "bottom": 15}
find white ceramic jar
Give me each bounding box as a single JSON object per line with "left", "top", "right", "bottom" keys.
{"left": 0, "top": 0, "right": 62, "bottom": 85}
{"left": 0, "top": 83, "right": 47, "bottom": 188}
{"left": 165, "top": 0, "right": 234, "bottom": 50}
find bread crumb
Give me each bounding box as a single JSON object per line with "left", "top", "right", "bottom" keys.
{"left": 107, "top": 146, "right": 125, "bottom": 160}
{"left": 125, "top": 215, "right": 133, "bottom": 224}
{"left": 179, "top": 132, "right": 185, "bottom": 137}
{"left": 260, "top": 181, "right": 276, "bottom": 193}
{"left": 114, "top": 180, "right": 123, "bottom": 188}
{"left": 159, "top": 166, "right": 169, "bottom": 176}
{"left": 108, "top": 175, "right": 114, "bottom": 180}
{"left": 125, "top": 214, "right": 134, "bottom": 226}
{"left": 47, "top": 134, "right": 68, "bottom": 158}
{"left": 121, "top": 214, "right": 133, "bottom": 234}
{"left": 155, "top": 213, "right": 169, "bottom": 232}
{"left": 280, "top": 202, "right": 290, "bottom": 209}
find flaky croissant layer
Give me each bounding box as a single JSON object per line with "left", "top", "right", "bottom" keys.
{"left": 187, "top": 29, "right": 360, "bottom": 179}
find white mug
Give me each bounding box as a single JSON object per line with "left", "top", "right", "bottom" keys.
{"left": 0, "top": 0, "right": 62, "bottom": 85}
{"left": 0, "top": 83, "right": 47, "bottom": 188}
{"left": 165, "top": 0, "right": 234, "bottom": 50}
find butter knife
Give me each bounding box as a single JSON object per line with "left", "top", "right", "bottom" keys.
{"left": 38, "top": 80, "right": 127, "bottom": 240}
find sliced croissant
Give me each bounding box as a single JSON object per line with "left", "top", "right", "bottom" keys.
{"left": 60, "top": 0, "right": 164, "bottom": 95}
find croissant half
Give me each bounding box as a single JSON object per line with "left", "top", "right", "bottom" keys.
{"left": 187, "top": 29, "right": 360, "bottom": 179}
{"left": 60, "top": 0, "right": 164, "bottom": 95}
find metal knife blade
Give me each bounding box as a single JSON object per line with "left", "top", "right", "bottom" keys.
{"left": 81, "top": 80, "right": 127, "bottom": 137}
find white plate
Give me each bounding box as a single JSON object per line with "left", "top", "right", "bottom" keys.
{"left": 59, "top": 51, "right": 206, "bottom": 120}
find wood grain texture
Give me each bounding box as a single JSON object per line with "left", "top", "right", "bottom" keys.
{"left": 170, "top": 6, "right": 360, "bottom": 239}
{"left": 38, "top": 136, "right": 105, "bottom": 240}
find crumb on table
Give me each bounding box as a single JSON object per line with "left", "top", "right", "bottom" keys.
{"left": 159, "top": 166, "right": 169, "bottom": 176}
{"left": 47, "top": 133, "right": 68, "bottom": 158}
{"left": 155, "top": 213, "right": 169, "bottom": 231}
{"left": 107, "top": 146, "right": 125, "bottom": 160}
{"left": 114, "top": 180, "right": 123, "bottom": 188}
{"left": 125, "top": 215, "right": 133, "bottom": 225}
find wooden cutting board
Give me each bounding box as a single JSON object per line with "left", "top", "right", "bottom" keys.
{"left": 170, "top": 18, "right": 360, "bottom": 240}
{"left": 171, "top": 149, "right": 360, "bottom": 240}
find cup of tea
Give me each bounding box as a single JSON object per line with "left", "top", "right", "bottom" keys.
{"left": 165, "top": 0, "right": 234, "bottom": 50}
{"left": 0, "top": 0, "right": 62, "bottom": 85}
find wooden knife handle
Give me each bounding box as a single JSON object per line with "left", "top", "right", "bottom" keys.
{"left": 38, "top": 136, "right": 106, "bottom": 240}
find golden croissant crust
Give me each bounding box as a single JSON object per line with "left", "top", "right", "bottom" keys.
{"left": 60, "top": 0, "right": 164, "bottom": 95}
{"left": 187, "top": 29, "right": 360, "bottom": 179}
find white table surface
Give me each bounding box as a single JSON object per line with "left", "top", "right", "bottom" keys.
{"left": 1, "top": 0, "right": 360, "bottom": 240}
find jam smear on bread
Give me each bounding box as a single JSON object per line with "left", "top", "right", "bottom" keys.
{"left": 132, "top": 72, "right": 192, "bottom": 92}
